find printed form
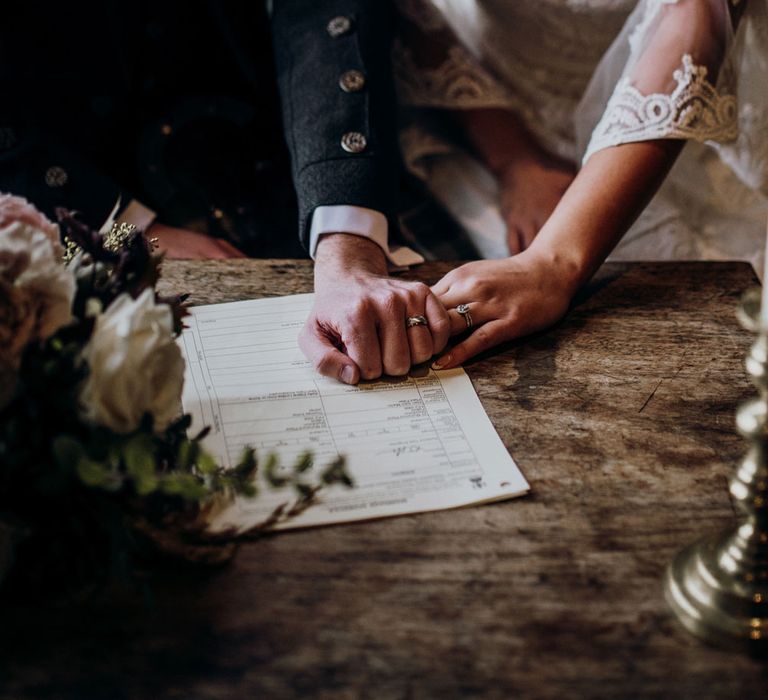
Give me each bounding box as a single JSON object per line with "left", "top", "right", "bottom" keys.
{"left": 179, "top": 294, "right": 529, "bottom": 530}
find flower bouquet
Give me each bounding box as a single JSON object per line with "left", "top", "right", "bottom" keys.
{"left": 0, "top": 193, "right": 349, "bottom": 598}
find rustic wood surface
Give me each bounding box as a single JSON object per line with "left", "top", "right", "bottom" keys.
{"left": 2, "top": 259, "right": 767, "bottom": 699}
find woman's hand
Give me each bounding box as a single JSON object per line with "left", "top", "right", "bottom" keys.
{"left": 430, "top": 251, "right": 579, "bottom": 369}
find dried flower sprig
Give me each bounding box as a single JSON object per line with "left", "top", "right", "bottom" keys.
{"left": 0, "top": 203, "right": 352, "bottom": 600}
{"left": 56, "top": 210, "right": 188, "bottom": 332}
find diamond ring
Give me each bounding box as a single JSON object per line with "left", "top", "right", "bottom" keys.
{"left": 455, "top": 303, "right": 473, "bottom": 330}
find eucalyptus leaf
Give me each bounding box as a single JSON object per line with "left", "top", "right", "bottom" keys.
{"left": 177, "top": 440, "right": 195, "bottom": 470}
{"left": 134, "top": 474, "right": 159, "bottom": 496}
{"left": 160, "top": 473, "right": 207, "bottom": 501}
{"left": 52, "top": 436, "right": 84, "bottom": 472}
{"left": 124, "top": 434, "right": 156, "bottom": 479}
{"left": 264, "top": 453, "right": 288, "bottom": 488}
{"left": 321, "top": 456, "right": 353, "bottom": 487}
{"left": 233, "top": 447, "right": 257, "bottom": 479}
{"left": 293, "top": 452, "right": 313, "bottom": 475}
{"left": 239, "top": 483, "right": 258, "bottom": 498}
{"left": 76, "top": 457, "right": 110, "bottom": 487}
{"left": 294, "top": 482, "right": 314, "bottom": 500}
{"left": 195, "top": 449, "right": 218, "bottom": 476}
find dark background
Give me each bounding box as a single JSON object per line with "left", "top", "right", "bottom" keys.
{"left": 0, "top": 0, "right": 304, "bottom": 257}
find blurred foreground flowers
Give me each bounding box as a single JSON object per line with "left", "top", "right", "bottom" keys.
{"left": 0, "top": 194, "right": 349, "bottom": 599}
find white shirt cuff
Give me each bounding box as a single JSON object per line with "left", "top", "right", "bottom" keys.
{"left": 309, "top": 205, "right": 424, "bottom": 268}
{"left": 118, "top": 199, "right": 157, "bottom": 232}
{"left": 100, "top": 197, "right": 157, "bottom": 234}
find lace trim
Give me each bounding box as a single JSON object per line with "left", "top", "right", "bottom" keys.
{"left": 583, "top": 54, "right": 738, "bottom": 163}
{"left": 393, "top": 36, "right": 580, "bottom": 161}
{"left": 393, "top": 40, "right": 516, "bottom": 109}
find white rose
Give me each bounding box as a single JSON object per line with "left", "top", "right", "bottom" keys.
{"left": 0, "top": 195, "right": 75, "bottom": 350}
{"left": 0, "top": 194, "right": 75, "bottom": 404}
{"left": 0, "top": 193, "right": 61, "bottom": 249}
{"left": 79, "top": 288, "right": 185, "bottom": 434}
{"left": 0, "top": 221, "right": 75, "bottom": 336}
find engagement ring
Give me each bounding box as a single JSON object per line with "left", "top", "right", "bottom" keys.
{"left": 456, "top": 303, "right": 473, "bottom": 330}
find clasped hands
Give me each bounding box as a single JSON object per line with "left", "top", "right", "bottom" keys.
{"left": 149, "top": 225, "right": 577, "bottom": 383}
{"left": 301, "top": 233, "right": 576, "bottom": 385}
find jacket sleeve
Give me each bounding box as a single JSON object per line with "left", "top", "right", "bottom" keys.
{"left": 270, "top": 0, "right": 400, "bottom": 249}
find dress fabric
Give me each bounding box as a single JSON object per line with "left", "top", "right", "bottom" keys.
{"left": 395, "top": 0, "right": 768, "bottom": 273}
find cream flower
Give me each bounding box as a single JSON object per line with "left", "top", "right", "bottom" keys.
{"left": 0, "top": 193, "right": 75, "bottom": 371}
{"left": 79, "top": 288, "right": 185, "bottom": 434}
{"left": 0, "top": 193, "right": 61, "bottom": 250}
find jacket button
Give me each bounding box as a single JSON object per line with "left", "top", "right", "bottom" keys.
{"left": 327, "top": 16, "right": 352, "bottom": 38}
{"left": 339, "top": 70, "right": 365, "bottom": 93}
{"left": 45, "top": 166, "right": 68, "bottom": 187}
{"left": 341, "top": 132, "right": 367, "bottom": 154}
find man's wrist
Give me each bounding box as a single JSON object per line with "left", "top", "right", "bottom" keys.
{"left": 309, "top": 206, "right": 424, "bottom": 269}
{"left": 118, "top": 199, "right": 157, "bottom": 233}
{"left": 315, "top": 233, "right": 389, "bottom": 276}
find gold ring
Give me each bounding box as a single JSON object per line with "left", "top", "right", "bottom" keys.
{"left": 406, "top": 315, "right": 428, "bottom": 328}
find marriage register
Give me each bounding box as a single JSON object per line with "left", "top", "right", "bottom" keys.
{"left": 178, "top": 294, "right": 528, "bottom": 531}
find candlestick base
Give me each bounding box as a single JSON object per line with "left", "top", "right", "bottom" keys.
{"left": 665, "top": 531, "right": 768, "bottom": 652}
{"left": 665, "top": 289, "right": 768, "bottom": 653}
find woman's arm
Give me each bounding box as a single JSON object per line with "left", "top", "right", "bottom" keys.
{"left": 431, "top": 0, "right": 738, "bottom": 367}
{"left": 534, "top": 139, "right": 684, "bottom": 286}
{"left": 431, "top": 138, "right": 683, "bottom": 369}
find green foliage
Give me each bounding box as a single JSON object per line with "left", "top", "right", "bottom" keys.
{"left": 2, "top": 342, "right": 353, "bottom": 597}
{"left": 0, "top": 211, "right": 353, "bottom": 599}
{"left": 0, "top": 321, "right": 353, "bottom": 598}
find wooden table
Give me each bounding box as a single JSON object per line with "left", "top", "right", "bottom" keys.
{"left": 2, "top": 260, "right": 766, "bottom": 699}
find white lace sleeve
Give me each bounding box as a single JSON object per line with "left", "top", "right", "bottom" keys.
{"left": 582, "top": 0, "right": 739, "bottom": 163}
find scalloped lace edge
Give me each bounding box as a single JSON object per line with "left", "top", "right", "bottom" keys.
{"left": 583, "top": 54, "right": 738, "bottom": 163}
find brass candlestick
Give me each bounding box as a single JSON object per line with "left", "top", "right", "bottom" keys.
{"left": 665, "top": 289, "right": 768, "bottom": 651}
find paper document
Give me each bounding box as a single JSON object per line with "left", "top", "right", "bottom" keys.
{"left": 179, "top": 294, "right": 529, "bottom": 530}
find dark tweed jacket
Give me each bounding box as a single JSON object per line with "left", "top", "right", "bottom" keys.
{"left": 0, "top": 0, "right": 398, "bottom": 254}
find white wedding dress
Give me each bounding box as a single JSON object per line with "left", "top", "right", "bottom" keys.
{"left": 395, "top": 0, "right": 768, "bottom": 273}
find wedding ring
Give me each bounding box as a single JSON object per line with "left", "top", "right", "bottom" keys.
{"left": 456, "top": 303, "right": 473, "bottom": 330}
{"left": 406, "top": 315, "right": 428, "bottom": 328}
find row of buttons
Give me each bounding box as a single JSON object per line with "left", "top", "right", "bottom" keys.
{"left": 328, "top": 15, "right": 368, "bottom": 155}
{"left": 18, "top": 16, "right": 367, "bottom": 194}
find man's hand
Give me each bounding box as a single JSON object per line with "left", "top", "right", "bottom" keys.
{"left": 453, "top": 108, "right": 574, "bottom": 255}
{"left": 148, "top": 223, "right": 246, "bottom": 259}
{"left": 499, "top": 155, "right": 573, "bottom": 254}
{"left": 300, "top": 234, "right": 450, "bottom": 385}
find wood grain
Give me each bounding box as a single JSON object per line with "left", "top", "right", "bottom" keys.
{"left": 2, "top": 260, "right": 765, "bottom": 700}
